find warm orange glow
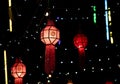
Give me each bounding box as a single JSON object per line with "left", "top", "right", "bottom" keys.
{"left": 67, "top": 80, "right": 73, "bottom": 84}
{"left": 11, "top": 58, "right": 26, "bottom": 84}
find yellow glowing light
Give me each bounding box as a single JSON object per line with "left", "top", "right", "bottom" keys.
{"left": 110, "top": 31, "right": 114, "bottom": 44}
{"left": 9, "top": 19, "right": 12, "bottom": 32}
{"left": 8, "top": 0, "right": 12, "bottom": 32}
{"left": 9, "top": 0, "right": 12, "bottom": 7}
{"left": 109, "top": 22, "right": 112, "bottom": 26}
{"left": 4, "top": 50, "right": 8, "bottom": 84}
{"left": 108, "top": 7, "right": 112, "bottom": 27}
{"left": 110, "top": 37, "right": 114, "bottom": 44}
{"left": 108, "top": 10, "right": 111, "bottom": 22}
{"left": 110, "top": 31, "right": 112, "bottom": 36}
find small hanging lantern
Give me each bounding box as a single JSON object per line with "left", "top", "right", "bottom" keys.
{"left": 40, "top": 19, "right": 60, "bottom": 74}
{"left": 73, "top": 33, "right": 88, "bottom": 68}
{"left": 11, "top": 58, "right": 26, "bottom": 84}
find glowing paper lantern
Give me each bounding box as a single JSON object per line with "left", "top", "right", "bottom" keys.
{"left": 40, "top": 19, "right": 60, "bottom": 74}
{"left": 73, "top": 34, "right": 88, "bottom": 68}
{"left": 11, "top": 58, "right": 26, "bottom": 84}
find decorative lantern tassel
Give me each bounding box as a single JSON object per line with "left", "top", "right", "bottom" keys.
{"left": 45, "top": 45, "right": 55, "bottom": 74}
{"left": 15, "top": 78, "right": 23, "bottom": 84}
{"left": 78, "top": 47, "right": 86, "bottom": 68}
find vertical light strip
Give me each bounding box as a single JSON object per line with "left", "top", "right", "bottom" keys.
{"left": 4, "top": 50, "right": 8, "bottom": 84}
{"left": 110, "top": 31, "right": 114, "bottom": 44}
{"left": 8, "top": 0, "right": 12, "bottom": 32}
{"left": 108, "top": 7, "right": 113, "bottom": 44}
{"left": 8, "top": 0, "right": 11, "bottom": 6}
{"left": 108, "top": 8, "right": 112, "bottom": 26}
{"left": 93, "top": 6, "right": 96, "bottom": 24}
{"left": 104, "top": 0, "right": 109, "bottom": 41}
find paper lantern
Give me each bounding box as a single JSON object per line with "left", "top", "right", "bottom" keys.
{"left": 40, "top": 19, "right": 60, "bottom": 74}
{"left": 73, "top": 33, "right": 88, "bottom": 68}
{"left": 11, "top": 58, "right": 26, "bottom": 84}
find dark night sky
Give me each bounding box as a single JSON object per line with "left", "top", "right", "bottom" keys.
{"left": 0, "top": 0, "right": 120, "bottom": 84}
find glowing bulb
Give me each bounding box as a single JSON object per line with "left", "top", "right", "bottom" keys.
{"left": 45, "top": 12, "right": 49, "bottom": 16}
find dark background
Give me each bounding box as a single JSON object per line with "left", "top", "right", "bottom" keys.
{"left": 0, "top": 0, "right": 120, "bottom": 84}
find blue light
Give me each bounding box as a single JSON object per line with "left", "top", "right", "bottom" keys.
{"left": 58, "top": 40, "right": 61, "bottom": 45}
{"left": 105, "top": 0, "right": 109, "bottom": 40}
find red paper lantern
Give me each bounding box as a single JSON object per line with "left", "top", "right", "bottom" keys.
{"left": 73, "top": 33, "right": 88, "bottom": 68}
{"left": 11, "top": 58, "right": 26, "bottom": 84}
{"left": 40, "top": 19, "right": 60, "bottom": 74}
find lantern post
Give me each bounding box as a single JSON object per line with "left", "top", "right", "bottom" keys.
{"left": 40, "top": 19, "right": 60, "bottom": 75}
{"left": 11, "top": 58, "right": 26, "bottom": 84}
{"left": 73, "top": 33, "right": 88, "bottom": 69}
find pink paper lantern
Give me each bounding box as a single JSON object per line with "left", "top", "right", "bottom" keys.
{"left": 40, "top": 19, "right": 60, "bottom": 74}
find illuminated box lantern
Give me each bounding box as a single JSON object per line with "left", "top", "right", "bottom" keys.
{"left": 11, "top": 58, "right": 26, "bottom": 84}
{"left": 40, "top": 19, "right": 60, "bottom": 74}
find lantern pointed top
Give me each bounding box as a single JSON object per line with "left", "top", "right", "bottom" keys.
{"left": 46, "top": 19, "right": 55, "bottom": 26}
